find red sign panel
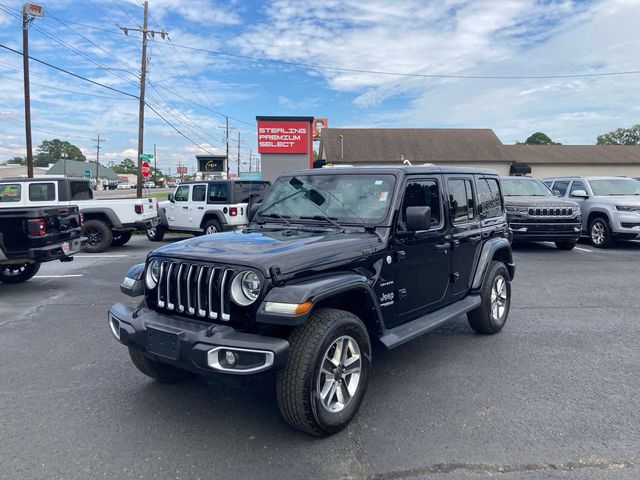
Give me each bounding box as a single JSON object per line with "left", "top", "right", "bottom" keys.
{"left": 258, "top": 121, "right": 309, "bottom": 154}
{"left": 176, "top": 166, "right": 188, "bottom": 174}
{"left": 141, "top": 161, "right": 151, "bottom": 178}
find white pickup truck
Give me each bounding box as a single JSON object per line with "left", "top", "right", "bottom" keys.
{"left": 146, "top": 180, "right": 269, "bottom": 240}
{"left": 0, "top": 177, "right": 159, "bottom": 252}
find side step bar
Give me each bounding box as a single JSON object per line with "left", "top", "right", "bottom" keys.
{"left": 379, "top": 295, "right": 481, "bottom": 349}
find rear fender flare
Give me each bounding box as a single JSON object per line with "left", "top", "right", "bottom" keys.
{"left": 471, "top": 237, "right": 515, "bottom": 290}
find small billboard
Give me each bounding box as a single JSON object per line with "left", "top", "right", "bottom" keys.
{"left": 312, "top": 118, "right": 328, "bottom": 140}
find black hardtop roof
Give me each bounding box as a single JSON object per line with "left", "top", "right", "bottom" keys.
{"left": 176, "top": 179, "right": 270, "bottom": 186}
{"left": 280, "top": 165, "right": 500, "bottom": 177}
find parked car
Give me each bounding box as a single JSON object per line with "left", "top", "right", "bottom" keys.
{"left": 109, "top": 166, "right": 515, "bottom": 435}
{"left": 544, "top": 176, "right": 640, "bottom": 247}
{"left": 143, "top": 181, "right": 156, "bottom": 189}
{"left": 0, "top": 178, "right": 159, "bottom": 253}
{"left": 117, "top": 183, "right": 130, "bottom": 190}
{"left": 501, "top": 176, "right": 581, "bottom": 250}
{"left": 0, "top": 188, "right": 85, "bottom": 283}
{"left": 146, "top": 180, "right": 270, "bottom": 241}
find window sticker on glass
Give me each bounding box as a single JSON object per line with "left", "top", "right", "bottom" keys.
{"left": 375, "top": 180, "right": 383, "bottom": 185}
{"left": 379, "top": 192, "right": 388, "bottom": 201}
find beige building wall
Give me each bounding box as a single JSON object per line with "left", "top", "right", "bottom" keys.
{"left": 528, "top": 164, "right": 640, "bottom": 179}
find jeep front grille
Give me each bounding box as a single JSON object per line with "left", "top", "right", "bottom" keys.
{"left": 528, "top": 207, "right": 573, "bottom": 217}
{"left": 156, "top": 260, "right": 232, "bottom": 321}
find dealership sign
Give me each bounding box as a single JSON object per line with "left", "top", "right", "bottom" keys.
{"left": 257, "top": 121, "right": 309, "bottom": 154}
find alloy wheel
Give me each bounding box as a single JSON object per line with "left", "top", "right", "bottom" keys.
{"left": 1, "top": 265, "right": 26, "bottom": 277}
{"left": 490, "top": 275, "right": 508, "bottom": 321}
{"left": 205, "top": 225, "right": 217, "bottom": 235}
{"left": 316, "top": 335, "right": 362, "bottom": 413}
{"left": 591, "top": 222, "right": 605, "bottom": 245}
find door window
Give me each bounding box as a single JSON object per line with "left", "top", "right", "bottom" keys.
{"left": 192, "top": 184, "right": 206, "bottom": 202}
{"left": 174, "top": 185, "right": 189, "bottom": 201}
{"left": 570, "top": 180, "right": 587, "bottom": 196}
{"left": 476, "top": 177, "right": 503, "bottom": 219}
{"left": 448, "top": 179, "right": 475, "bottom": 223}
{"left": 0, "top": 184, "right": 21, "bottom": 202}
{"left": 29, "top": 182, "right": 56, "bottom": 202}
{"left": 399, "top": 179, "right": 442, "bottom": 229}
{"left": 208, "top": 183, "right": 228, "bottom": 203}
{"left": 552, "top": 180, "right": 570, "bottom": 196}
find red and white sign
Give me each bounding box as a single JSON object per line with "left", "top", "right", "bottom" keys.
{"left": 23, "top": 3, "right": 44, "bottom": 17}
{"left": 141, "top": 161, "right": 151, "bottom": 179}
{"left": 257, "top": 121, "right": 309, "bottom": 154}
{"left": 176, "top": 166, "right": 188, "bottom": 174}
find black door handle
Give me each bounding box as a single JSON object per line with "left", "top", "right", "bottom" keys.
{"left": 468, "top": 235, "right": 481, "bottom": 242}
{"left": 198, "top": 206, "right": 204, "bottom": 210}
{"left": 182, "top": 206, "right": 188, "bottom": 210}
{"left": 435, "top": 243, "right": 449, "bottom": 251}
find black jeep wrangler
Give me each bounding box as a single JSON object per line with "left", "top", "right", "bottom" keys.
{"left": 109, "top": 166, "right": 515, "bottom": 435}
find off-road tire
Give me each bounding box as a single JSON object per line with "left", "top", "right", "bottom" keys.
{"left": 128, "top": 347, "right": 193, "bottom": 383}
{"left": 589, "top": 217, "right": 614, "bottom": 248}
{"left": 555, "top": 241, "right": 576, "bottom": 250}
{"left": 467, "top": 261, "right": 511, "bottom": 334}
{"left": 0, "top": 262, "right": 41, "bottom": 283}
{"left": 111, "top": 231, "right": 132, "bottom": 247}
{"left": 277, "top": 308, "right": 371, "bottom": 436}
{"left": 146, "top": 226, "right": 166, "bottom": 242}
{"left": 203, "top": 219, "right": 222, "bottom": 235}
{"left": 82, "top": 219, "right": 113, "bottom": 253}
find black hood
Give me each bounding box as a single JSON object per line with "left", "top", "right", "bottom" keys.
{"left": 503, "top": 196, "right": 579, "bottom": 208}
{"left": 150, "top": 228, "right": 379, "bottom": 277}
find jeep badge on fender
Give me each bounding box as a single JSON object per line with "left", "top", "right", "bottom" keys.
{"left": 108, "top": 165, "right": 515, "bottom": 436}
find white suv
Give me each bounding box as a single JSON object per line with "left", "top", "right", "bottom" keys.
{"left": 147, "top": 180, "right": 270, "bottom": 241}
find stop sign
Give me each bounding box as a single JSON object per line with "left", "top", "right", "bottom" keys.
{"left": 141, "top": 161, "right": 151, "bottom": 179}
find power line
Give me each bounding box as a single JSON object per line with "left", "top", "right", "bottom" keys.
{"left": 0, "top": 43, "right": 138, "bottom": 98}
{"left": 0, "top": 73, "right": 134, "bottom": 100}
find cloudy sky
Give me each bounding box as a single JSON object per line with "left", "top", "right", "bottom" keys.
{"left": 0, "top": 0, "right": 639, "bottom": 174}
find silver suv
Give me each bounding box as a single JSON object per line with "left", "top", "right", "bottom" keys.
{"left": 543, "top": 176, "right": 640, "bottom": 248}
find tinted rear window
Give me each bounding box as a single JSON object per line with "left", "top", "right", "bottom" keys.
{"left": 208, "top": 183, "right": 228, "bottom": 203}
{"left": 233, "top": 182, "right": 269, "bottom": 203}
{"left": 70, "top": 181, "right": 93, "bottom": 200}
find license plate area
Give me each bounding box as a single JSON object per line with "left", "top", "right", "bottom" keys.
{"left": 61, "top": 242, "right": 70, "bottom": 255}
{"left": 147, "top": 327, "right": 181, "bottom": 360}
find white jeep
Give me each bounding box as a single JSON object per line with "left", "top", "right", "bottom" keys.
{"left": 146, "top": 180, "right": 270, "bottom": 241}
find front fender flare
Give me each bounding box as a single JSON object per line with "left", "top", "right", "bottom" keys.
{"left": 256, "top": 273, "right": 384, "bottom": 328}
{"left": 471, "top": 237, "right": 515, "bottom": 290}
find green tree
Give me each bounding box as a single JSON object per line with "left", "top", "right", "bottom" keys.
{"left": 112, "top": 158, "right": 138, "bottom": 174}
{"left": 34, "top": 139, "right": 86, "bottom": 167}
{"left": 596, "top": 124, "right": 640, "bottom": 145}
{"left": 7, "top": 156, "right": 25, "bottom": 165}
{"left": 524, "top": 132, "right": 560, "bottom": 145}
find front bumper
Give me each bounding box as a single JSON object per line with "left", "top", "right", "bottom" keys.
{"left": 108, "top": 303, "right": 289, "bottom": 375}
{"left": 611, "top": 212, "right": 640, "bottom": 236}
{"left": 508, "top": 220, "right": 581, "bottom": 242}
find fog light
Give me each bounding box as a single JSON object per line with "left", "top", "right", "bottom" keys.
{"left": 225, "top": 350, "right": 237, "bottom": 366}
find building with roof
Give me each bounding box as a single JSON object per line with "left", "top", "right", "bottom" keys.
{"left": 318, "top": 128, "right": 640, "bottom": 178}
{"left": 46, "top": 159, "right": 119, "bottom": 181}
{"left": 0, "top": 164, "right": 49, "bottom": 179}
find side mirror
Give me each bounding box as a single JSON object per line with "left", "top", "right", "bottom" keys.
{"left": 168, "top": 193, "right": 174, "bottom": 202}
{"left": 571, "top": 189, "right": 588, "bottom": 198}
{"left": 248, "top": 202, "right": 260, "bottom": 222}
{"left": 406, "top": 206, "right": 431, "bottom": 231}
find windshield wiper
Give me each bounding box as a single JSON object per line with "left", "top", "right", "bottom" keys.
{"left": 299, "top": 215, "right": 343, "bottom": 230}
{"left": 257, "top": 212, "right": 292, "bottom": 226}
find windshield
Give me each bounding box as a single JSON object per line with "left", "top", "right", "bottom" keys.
{"left": 589, "top": 178, "right": 640, "bottom": 196}
{"left": 501, "top": 177, "right": 553, "bottom": 197}
{"left": 258, "top": 174, "right": 396, "bottom": 225}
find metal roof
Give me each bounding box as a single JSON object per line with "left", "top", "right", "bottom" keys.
{"left": 46, "top": 159, "right": 119, "bottom": 180}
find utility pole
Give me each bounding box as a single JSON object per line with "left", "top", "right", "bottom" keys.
{"left": 21, "top": 3, "right": 44, "bottom": 178}
{"left": 92, "top": 134, "right": 104, "bottom": 187}
{"left": 153, "top": 143, "right": 157, "bottom": 184}
{"left": 249, "top": 149, "right": 252, "bottom": 173}
{"left": 225, "top": 117, "right": 229, "bottom": 177}
{"left": 237, "top": 132, "right": 241, "bottom": 177}
{"left": 120, "top": 1, "right": 168, "bottom": 198}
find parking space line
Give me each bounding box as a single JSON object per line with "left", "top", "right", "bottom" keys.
{"left": 34, "top": 274, "right": 84, "bottom": 278}
{"left": 574, "top": 247, "right": 592, "bottom": 252}
{"left": 75, "top": 254, "right": 128, "bottom": 258}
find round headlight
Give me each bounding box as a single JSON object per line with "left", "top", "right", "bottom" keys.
{"left": 230, "top": 271, "right": 261, "bottom": 306}
{"left": 145, "top": 259, "right": 160, "bottom": 289}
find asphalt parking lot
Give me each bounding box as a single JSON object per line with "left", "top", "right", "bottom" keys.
{"left": 1, "top": 236, "right": 639, "bottom": 480}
